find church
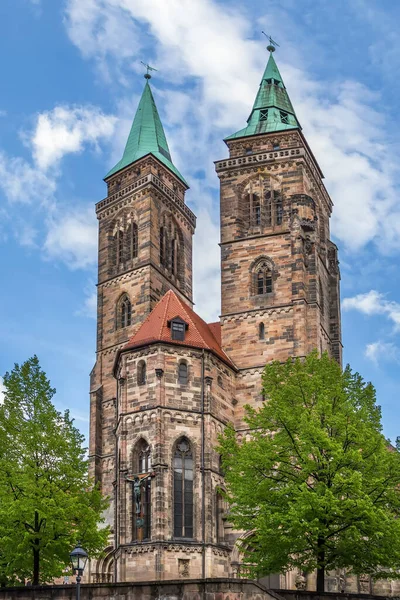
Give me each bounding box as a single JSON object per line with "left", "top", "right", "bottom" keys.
{"left": 88, "top": 44, "right": 342, "bottom": 586}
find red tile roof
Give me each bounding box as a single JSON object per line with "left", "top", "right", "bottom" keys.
{"left": 122, "top": 290, "right": 235, "bottom": 368}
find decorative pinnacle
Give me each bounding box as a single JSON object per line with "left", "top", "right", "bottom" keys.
{"left": 262, "top": 31, "right": 280, "bottom": 53}
{"left": 140, "top": 61, "right": 158, "bottom": 80}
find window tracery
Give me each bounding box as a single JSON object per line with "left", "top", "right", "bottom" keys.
{"left": 117, "top": 294, "right": 132, "bottom": 329}
{"left": 251, "top": 258, "right": 275, "bottom": 297}
{"left": 159, "top": 214, "right": 184, "bottom": 280}
{"left": 132, "top": 440, "right": 152, "bottom": 541}
{"left": 243, "top": 177, "right": 284, "bottom": 231}
{"left": 173, "top": 437, "right": 193, "bottom": 538}
{"left": 109, "top": 212, "right": 139, "bottom": 272}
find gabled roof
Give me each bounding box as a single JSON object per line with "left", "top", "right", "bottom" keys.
{"left": 122, "top": 290, "right": 235, "bottom": 369}
{"left": 225, "top": 50, "right": 301, "bottom": 141}
{"left": 105, "top": 79, "right": 188, "bottom": 187}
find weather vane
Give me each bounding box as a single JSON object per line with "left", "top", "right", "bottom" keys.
{"left": 140, "top": 61, "right": 158, "bottom": 79}
{"left": 262, "top": 32, "right": 280, "bottom": 53}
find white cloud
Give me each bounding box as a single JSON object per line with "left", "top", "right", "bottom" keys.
{"left": 64, "top": 0, "right": 400, "bottom": 256}
{"left": 76, "top": 289, "right": 97, "bottom": 319}
{"left": 343, "top": 290, "right": 400, "bottom": 331}
{"left": 365, "top": 341, "right": 400, "bottom": 365}
{"left": 0, "top": 152, "right": 56, "bottom": 205}
{"left": 31, "top": 105, "right": 117, "bottom": 171}
{"left": 0, "top": 377, "right": 5, "bottom": 405}
{"left": 44, "top": 207, "right": 97, "bottom": 269}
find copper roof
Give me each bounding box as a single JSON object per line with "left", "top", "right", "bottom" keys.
{"left": 122, "top": 290, "right": 235, "bottom": 368}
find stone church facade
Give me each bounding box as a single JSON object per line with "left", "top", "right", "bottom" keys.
{"left": 88, "top": 48, "right": 344, "bottom": 588}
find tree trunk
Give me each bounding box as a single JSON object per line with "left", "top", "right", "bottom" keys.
{"left": 316, "top": 536, "right": 325, "bottom": 593}
{"left": 33, "top": 544, "right": 39, "bottom": 586}
{"left": 33, "top": 511, "right": 40, "bottom": 586}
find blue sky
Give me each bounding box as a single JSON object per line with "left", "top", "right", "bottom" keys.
{"left": 1, "top": 0, "right": 400, "bottom": 444}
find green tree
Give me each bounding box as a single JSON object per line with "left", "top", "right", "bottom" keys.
{"left": 0, "top": 356, "right": 109, "bottom": 585}
{"left": 219, "top": 352, "right": 400, "bottom": 592}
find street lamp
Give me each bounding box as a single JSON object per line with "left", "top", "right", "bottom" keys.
{"left": 70, "top": 543, "right": 88, "bottom": 600}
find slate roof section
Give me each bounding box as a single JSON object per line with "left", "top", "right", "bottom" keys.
{"left": 105, "top": 80, "right": 188, "bottom": 186}
{"left": 123, "top": 290, "right": 235, "bottom": 369}
{"left": 225, "top": 50, "right": 301, "bottom": 140}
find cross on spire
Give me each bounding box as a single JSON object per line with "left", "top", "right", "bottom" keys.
{"left": 262, "top": 31, "right": 280, "bottom": 53}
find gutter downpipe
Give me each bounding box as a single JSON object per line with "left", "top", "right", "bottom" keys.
{"left": 201, "top": 350, "right": 206, "bottom": 583}
{"left": 113, "top": 376, "right": 119, "bottom": 583}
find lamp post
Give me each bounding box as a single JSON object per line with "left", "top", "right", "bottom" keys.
{"left": 70, "top": 543, "right": 88, "bottom": 600}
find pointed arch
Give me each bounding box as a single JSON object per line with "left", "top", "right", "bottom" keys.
{"left": 173, "top": 436, "right": 194, "bottom": 538}
{"left": 109, "top": 211, "right": 139, "bottom": 271}
{"left": 116, "top": 293, "right": 132, "bottom": 329}
{"left": 250, "top": 256, "right": 275, "bottom": 297}
{"left": 132, "top": 439, "right": 152, "bottom": 541}
{"left": 137, "top": 360, "right": 146, "bottom": 386}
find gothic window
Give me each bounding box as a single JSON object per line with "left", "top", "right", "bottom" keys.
{"left": 264, "top": 189, "right": 272, "bottom": 227}
{"left": 217, "top": 375, "right": 223, "bottom": 388}
{"left": 259, "top": 109, "right": 268, "bottom": 121}
{"left": 132, "top": 440, "right": 152, "bottom": 541}
{"left": 126, "top": 222, "right": 138, "bottom": 260}
{"left": 178, "top": 361, "right": 188, "bottom": 385}
{"left": 275, "top": 192, "right": 283, "bottom": 226}
{"left": 160, "top": 217, "right": 183, "bottom": 280}
{"left": 137, "top": 361, "right": 146, "bottom": 386}
{"left": 174, "top": 438, "right": 193, "bottom": 538}
{"left": 160, "top": 226, "right": 166, "bottom": 266}
{"left": 117, "top": 294, "right": 132, "bottom": 329}
{"left": 279, "top": 111, "right": 289, "bottom": 124}
{"left": 259, "top": 323, "right": 265, "bottom": 340}
{"left": 110, "top": 214, "right": 138, "bottom": 270}
{"left": 253, "top": 260, "right": 274, "bottom": 296}
{"left": 171, "top": 238, "right": 176, "bottom": 275}
{"left": 118, "top": 229, "right": 124, "bottom": 262}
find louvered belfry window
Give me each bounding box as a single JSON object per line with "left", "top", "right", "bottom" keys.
{"left": 174, "top": 438, "right": 193, "bottom": 538}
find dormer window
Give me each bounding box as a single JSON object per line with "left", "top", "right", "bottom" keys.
{"left": 168, "top": 316, "right": 188, "bottom": 341}
{"left": 259, "top": 109, "right": 268, "bottom": 121}
{"left": 279, "top": 111, "right": 289, "bottom": 124}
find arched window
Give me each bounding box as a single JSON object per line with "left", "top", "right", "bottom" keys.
{"left": 160, "top": 226, "right": 166, "bottom": 266}
{"left": 174, "top": 438, "right": 193, "bottom": 538}
{"left": 137, "top": 361, "right": 146, "bottom": 386}
{"left": 275, "top": 192, "right": 283, "bottom": 226}
{"left": 217, "top": 375, "right": 223, "bottom": 388}
{"left": 259, "top": 323, "right": 265, "bottom": 340}
{"left": 246, "top": 188, "right": 261, "bottom": 227}
{"left": 118, "top": 294, "right": 131, "bottom": 329}
{"left": 118, "top": 228, "right": 124, "bottom": 262}
{"left": 255, "top": 262, "right": 273, "bottom": 295}
{"left": 178, "top": 361, "right": 188, "bottom": 385}
{"left": 132, "top": 440, "right": 152, "bottom": 541}
{"left": 171, "top": 237, "right": 176, "bottom": 275}
{"left": 126, "top": 222, "right": 138, "bottom": 260}
{"left": 264, "top": 189, "right": 272, "bottom": 227}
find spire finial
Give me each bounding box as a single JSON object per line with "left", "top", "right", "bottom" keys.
{"left": 140, "top": 61, "right": 158, "bottom": 80}
{"left": 262, "top": 32, "right": 280, "bottom": 53}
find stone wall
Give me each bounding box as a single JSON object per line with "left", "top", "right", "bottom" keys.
{"left": 0, "top": 579, "right": 280, "bottom": 600}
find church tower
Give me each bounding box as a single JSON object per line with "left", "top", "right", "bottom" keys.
{"left": 89, "top": 73, "right": 196, "bottom": 535}
{"left": 215, "top": 44, "right": 342, "bottom": 425}
{"left": 89, "top": 47, "right": 343, "bottom": 587}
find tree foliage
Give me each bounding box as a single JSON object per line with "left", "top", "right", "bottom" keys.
{"left": 0, "top": 356, "right": 109, "bottom": 585}
{"left": 218, "top": 352, "right": 400, "bottom": 591}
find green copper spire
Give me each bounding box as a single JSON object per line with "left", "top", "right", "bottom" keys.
{"left": 106, "top": 78, "right": 188, "bottom": 186}
{"left": 225, "top": 47, "right": 301, "bottom": 141}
